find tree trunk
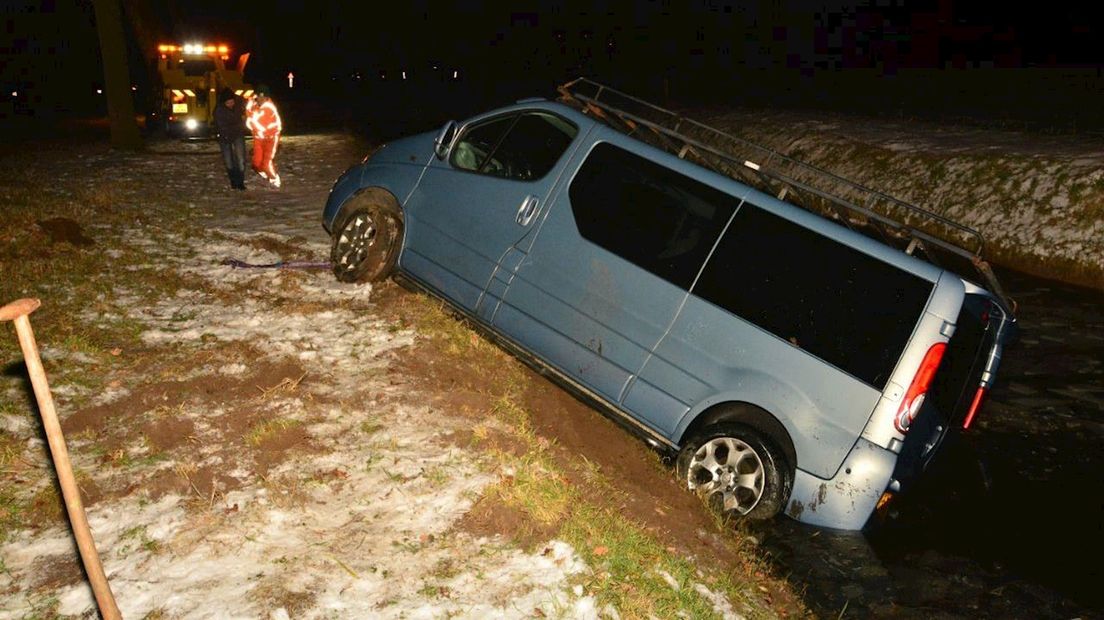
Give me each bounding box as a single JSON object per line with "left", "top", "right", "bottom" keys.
{"left": 92, "top": 0, "right": 142, "bottom": 149}
{"left": 121, "top": 0, "right": 164, "bottom": 58}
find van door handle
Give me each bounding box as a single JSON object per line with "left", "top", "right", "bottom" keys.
{"left": 515, "top": 195, "right": 540, "bottom": 226}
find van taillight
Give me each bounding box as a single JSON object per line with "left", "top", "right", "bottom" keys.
{"left": 894, "top": 342, "right": 947, "bottom": 434}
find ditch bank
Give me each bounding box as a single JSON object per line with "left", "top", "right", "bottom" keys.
{"left": 695, "top": 106, "right": 1104, "bottom": 291}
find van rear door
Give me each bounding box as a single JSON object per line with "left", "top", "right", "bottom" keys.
{"left": 894, "top": 291, "right": 1014, "bottom": 478}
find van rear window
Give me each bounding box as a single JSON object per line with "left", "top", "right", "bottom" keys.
{"left": 694, "top": 204, "right": 933, "bottom": 388}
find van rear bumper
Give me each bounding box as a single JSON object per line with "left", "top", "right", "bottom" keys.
{"left": 784, "top": 438, "right": 896, "bottom": 530}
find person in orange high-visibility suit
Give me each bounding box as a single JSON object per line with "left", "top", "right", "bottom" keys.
{"left": 245, "top": 85, "right": 282, "bottom": 188}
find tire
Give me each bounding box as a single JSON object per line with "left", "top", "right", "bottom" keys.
{"left": 330, "top": 204, "right": 402, "bottom": 283}
{"left": 676, "top": 423, "right": 792, "bottom": 521}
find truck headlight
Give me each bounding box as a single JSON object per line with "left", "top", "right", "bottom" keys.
{"left": 185, "top": 118, "right": 198, "bottom": 131}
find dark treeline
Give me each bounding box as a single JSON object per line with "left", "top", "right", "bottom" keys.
{"left": 3, "top": 1, "right": 1103, "bottom": 135}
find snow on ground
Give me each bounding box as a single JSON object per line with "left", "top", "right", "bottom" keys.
{"left": 7, "top": 391, "right": 593, "bottom": 619}
{"left": 2, "top": 229, "right": 599, "bottom": 618}
{"left": 0, "top": 135, "right": 609, "bottom": 619}
{"left": 4, "top": 106, "right": 1096, "bottom": 618}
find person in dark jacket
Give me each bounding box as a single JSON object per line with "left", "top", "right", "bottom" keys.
{"left": 214, "top": 88, "right": 247, "bottom": 190}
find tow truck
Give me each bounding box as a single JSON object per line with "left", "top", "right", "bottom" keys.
{"left": 151, "top": 42, "right": 253, "bottom": 138}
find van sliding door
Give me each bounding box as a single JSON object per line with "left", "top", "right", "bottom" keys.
{"left": 495, "top": 139, "right": 742, "bottom": 407}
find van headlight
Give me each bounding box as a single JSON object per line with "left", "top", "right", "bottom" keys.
{"left": 185, "top": 118, "right": 198, "bottom": 131}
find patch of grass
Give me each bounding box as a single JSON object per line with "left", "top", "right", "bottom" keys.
{"left": 391, "top": 538, "right": 422, "bottom": 553}
{"left": 564, "top": 503, "right": 724, "bottom": 618}
{"left": 382, "top": 274, "right": 801, "bottom": 615}
{"left": 430, "top": 557, "right": 461, "bottom": 580}
{"left": 26, "top": 481, "right": 66, "bottom": 526}
{"left": 58, "top": 331, "right": 104, "bottom": 358}
{"left": 401, "top": 295, "right": 498, "bottom": 358}
{"left": 245, "top": 417, "right": 302, "bottom": 447}
{"left": 0, "top": 483, "right": 24, "bottom": 545}
{"left": 417, "top": 582, "right": 451, "bottom": 599}
{"left": 362, "top": 452, "right": 382, "bottom": 472}
{"left": 469, "top": 424, "right": 493, "bottom": 448}
{"left": 103, "top": 447, "right": 132, "bottom": 468}
{"left": 422, "top": 464, "right": 451, "bottom": 487}
{"left": 462, "top": 356, "right": 796, "bottom": 618}
{"left": 482, "top": 454, "right": 767, "bottom": 618}
{"left": 496, "top": 455, "right": 573, "bottom": 526}
{"left": 0, "top": 430, "right": 24, "bottom": 466}
{"left": 0, "top": 177, "right": 205, "bottom": 439}
{"left": 16, "top": 593, "right": 60, "bottom": 620}
{"left": 259, "top": 472, "right": 310, "bottom": 509}
{"left": 0, "top": 391, "right": 30, "bottom": 418}
{"left": 104, "top": 438, "right": 167, "bottom": 470}
{"left": 249, "top": 576, "right": 316, "bottom": 618}
{"left": 118, "top": 524, "right": 161, "bottom": 557}
{"left": 255, "top": 373, "right": 306, "bottom": 401}
{"left": 490, "top": 391, "right": 530, "bottom": 430}
{"left": 0, "top": 431, "right": 67, "bottom": 544}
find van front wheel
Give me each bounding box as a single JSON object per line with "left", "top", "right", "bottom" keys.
{"left": 677, "top": 424, "right": 791, "bottom": 521}
{"left": 331, "top": 205, "right": 402, "bottom": 283}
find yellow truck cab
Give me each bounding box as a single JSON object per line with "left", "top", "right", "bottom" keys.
{"left": 152, "top": 42, "right": 252, "bottom": 138}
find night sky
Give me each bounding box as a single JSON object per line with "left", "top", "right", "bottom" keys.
{"left": 2, "top": 1, "right": 1103, "bottom": 128}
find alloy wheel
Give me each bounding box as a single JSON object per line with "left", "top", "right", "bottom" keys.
{"left": 685, "top": 436, "right": 766, "bottom": 515}
{"left": 334, "top": 212, "right": 378, "bottom": 275}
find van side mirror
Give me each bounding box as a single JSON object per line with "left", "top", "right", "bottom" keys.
{"left": 433, "top": 120, "right": 458, "bottom": 160}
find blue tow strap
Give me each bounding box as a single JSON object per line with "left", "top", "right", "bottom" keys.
{"left": 221, "top": 258, "right": 331, "bottom": 270}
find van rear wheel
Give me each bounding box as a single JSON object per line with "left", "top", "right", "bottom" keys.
{"left": 677, "top": 424, "right": 791, "bottom": 521}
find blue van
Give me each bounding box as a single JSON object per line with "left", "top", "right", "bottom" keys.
{"left": 321, "top": 80, "right": 1015, "bottom": 530}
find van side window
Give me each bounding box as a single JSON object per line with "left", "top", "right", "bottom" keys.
{"left": 450, "top": 115, "right": 514, "bottom": 175}
{"left": 451, "top": 112, "right": 578, "bottom": 181}
{"left": 694, "top": 203, "right": 933, "bottom": 388}
{"left": 491, "top": 112, "right": 578, "bottom": 180}
{"left": 569, "top": 142, "right": 737, "bottom": 290}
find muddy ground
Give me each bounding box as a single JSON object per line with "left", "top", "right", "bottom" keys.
{"left": 0, "top": 133, "right": 801, "bottom": 618}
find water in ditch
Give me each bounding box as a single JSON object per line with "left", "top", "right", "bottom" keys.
{"left": 751, "top": 267, "right": 1104, "bottom": 619}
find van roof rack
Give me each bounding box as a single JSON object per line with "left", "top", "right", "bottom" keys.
{"left": 557, "top": 77, "right": 1015, "bottom": 315}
